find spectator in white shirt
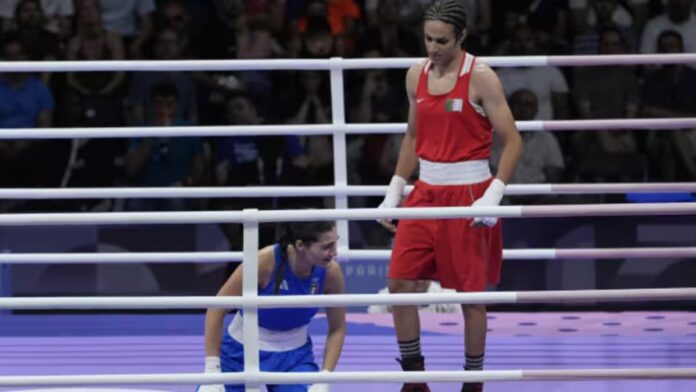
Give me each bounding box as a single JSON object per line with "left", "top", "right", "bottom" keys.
{"left": 640, "top": 0, "right": 696, "bottom": 55}
{"left": 496, "top": 23, "right": 570, "bottom": 120}
{"left": 98, "top": 0, "right": 156, "bottom": 58}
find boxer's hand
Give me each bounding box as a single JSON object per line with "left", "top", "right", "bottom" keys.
{"left": 471, "top": 178, "right": 506, "bottom": 227}
{"left": 377, "top": 175, "right": 407, "bottom": 233}
{"left": 308, "top": 370, "right": 331, "bottom": 392}
{"left": 197, "top": 356, "right": 225, "bottom": 392}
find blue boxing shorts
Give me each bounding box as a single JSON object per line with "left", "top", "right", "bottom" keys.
{"left": 197, "top": 332, "right": 319, "bottom": 392}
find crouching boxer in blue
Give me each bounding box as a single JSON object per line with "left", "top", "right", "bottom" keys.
{"left": 197, "top": 221, "right": 346, "bottom": 392}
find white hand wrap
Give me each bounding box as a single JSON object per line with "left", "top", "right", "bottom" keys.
{"left": 379, "top": 175, "right": 407, "bottom": 210}
{"left": 308, "top": 370, "right": 331, "bottom": 392}
{"left": 198, "top": 356, "right": 225, "bottom": 392}
{"left": 308, "top": 383, "right": 330, "bottom": 392}
{"left": 471, "top": 178, "right": 506, "bottom": 227}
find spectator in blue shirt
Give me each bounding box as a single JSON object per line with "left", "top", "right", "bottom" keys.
{"left": 124, "top": 81, "right": 206, "bottom": 210}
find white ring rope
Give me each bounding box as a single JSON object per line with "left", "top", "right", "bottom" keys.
{"left": 1, "top": 247, "right": 695, "bottom": 264}
{"left": 0, "top": 54, "right": 694, "bottom": 73}
{"left": 0, "top": 118, "right": 694, "bottom": 139}
{"left": 1, "top": 54, "right": 694, "bottom": 390}
{"left": 0, "top": 368, "right": 695, "bottom": 387}
{"left": 0, "top": 182, "right": 694, "bottom": 199}
{"left": 0, "top": 288, "right": 694, "bottom": 309}
{"left": 536, "top": 118, "right": 696, "bottom": 132}
{"left": 0, "top": 203, "right": 694, "bottom": 226}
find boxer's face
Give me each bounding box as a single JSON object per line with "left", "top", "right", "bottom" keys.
{"left": 296, "top": 228, "right": 338, "bottom": 268}
{"left": 423, "top": 20, "right": 464, "bottom": 66}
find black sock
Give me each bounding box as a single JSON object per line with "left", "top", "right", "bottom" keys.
{"left": 465, "top": 353, "right": 484, "bottom": 371}
{"left": 398, "top": 338, "right": 422, "bottom": 360}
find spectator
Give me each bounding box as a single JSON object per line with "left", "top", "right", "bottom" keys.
{"left": 284, "top": 70, "right": 331, "bottom": 125}
{"left": 0, "top": 0, "right": 73, "bottom": 40}
{"left": 570, "top": 0, "right": 648, "bottom": 35}
{"left": 490, "top": 89, "right": 564, "bottom": 204}
{"left": 65, "top": 0, "right": 126, "bottom": 127}
{"left": 292, "top": 0, "right": 360, "bottom": 56}
{"left": 355, "top": 0, "right": 422, "bottom": 57}
{"left": 3, "top": 0, "right": 61, "bottom": 61}
{"left": 350, "top": 64, "right": 407, "bottom": 185}
{"left": 241, "top": 0, "right": 286, "bottom": 36}
{"left": 573, "top": 27, "right": 640, "bottom": 120}
{"left": 571, "top": 38, "right": 646, "bottom": 186}
{"left": 213, "top": 92, "right": 273, "bottom": 188}
{"left": 212, "top": 91, "right": 279, "bottom": 251}
{"left": 570, "top": 27, "right": 642, "bottom": 180}
{"left": 461, "top": 0, "right": 494, "bottom": 52}
{"left": 98, "top": 0, "right": 156, "bottom": 58}
{"left": 295, "top": 0, "right": 359, "bottom": 37}
{"left": 124, "top": 82, "right": 206, "bottom": 210}
{"left": 195, "top": 0, "right": 242, "bottom": 59}
{"left": 0, "top": 37, "right": 52, "bottom": 129}
{"left": 127, "top": 27, "right": 198, "bottom": 126}
{"left": 642, "top": 30, "right": 696, "bottom": 118}
{"left": 235, "top": 16, "right": 274, "bottom": 60}
{"left": 234, "top": 14, "right": 278, "bottom": 97}
{"left": 279, "top": 70, "right": 333, "bottom": 193}
{"left": 159, "top": 0, "right": 194, "bottom": 57}
{"left": 642, "top": 30, "right": 696, "bottom": 181}
{"left": 572, "top": 0, "right": 639, "bottom": 54}
{"left": 192, "top": 0, "right": 277, "bottom": 122}
{"left": 640, "top": 0, "right": 696, "bottom": 55}
{"left": 0, "top": 37, "right": 61, "bottom": 206}
{"left": 496, "top": 23, "right": 570, "bottom": 120}
{"left": 292, "top": 17, "right": 337, "bottom": 58}
{"left": 363, "top": 0, "right": 430, "bottom": 26}
{"left": 494, "top": 0, "right": 571, "bottom": 52}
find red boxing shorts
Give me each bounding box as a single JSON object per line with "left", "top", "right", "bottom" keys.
{"left": 388, "top": 178, "right": 502, "bottom": 292}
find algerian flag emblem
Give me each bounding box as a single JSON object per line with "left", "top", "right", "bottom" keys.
{"left": 445, "top": 98, "right": 463, "bottom": 112}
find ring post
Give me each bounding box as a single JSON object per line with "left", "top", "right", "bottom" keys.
{"left": 242, "top": 208, "right": 260, "bottom": 392}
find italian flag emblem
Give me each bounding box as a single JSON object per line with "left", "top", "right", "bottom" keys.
{"left": 445, "top": 98, "right": 463, "bottom": 112}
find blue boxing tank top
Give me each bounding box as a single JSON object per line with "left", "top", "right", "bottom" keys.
{"left": 255, "top": 244, "right": 326, "bottom": 331}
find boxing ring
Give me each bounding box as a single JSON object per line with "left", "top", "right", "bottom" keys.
{"left": 0, "top": 53, "right": 695, "bottom": 391}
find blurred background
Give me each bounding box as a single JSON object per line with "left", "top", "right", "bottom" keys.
{"left": 0, "top": 0, "right": 695, "bottom": 311}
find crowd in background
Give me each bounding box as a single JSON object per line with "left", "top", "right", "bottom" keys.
{"left": 0, "top": 0, "right": 695, "bottom": 249}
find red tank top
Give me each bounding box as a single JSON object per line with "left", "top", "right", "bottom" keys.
{"left": 415, "top": 52, "right": 493, "bottom": 162}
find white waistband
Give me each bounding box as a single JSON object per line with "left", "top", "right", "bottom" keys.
{"left": 419, "top": 159, "right": 491, "bottom": 185}
{"left": 227, "top": 314, "right": 308, "bottom": 352}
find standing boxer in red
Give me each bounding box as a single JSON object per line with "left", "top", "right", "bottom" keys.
{"left": 377, "top": 1, "right": 522, "bottom": 391}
